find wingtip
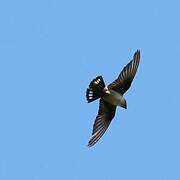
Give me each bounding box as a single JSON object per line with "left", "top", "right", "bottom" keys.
{"left": 137, "top": 49, "right": 141, "bottom": 56}
{"left": 136, "top": 49, "right": 140, "bottom": 54}
{"left": 87, "top": 140, "right": 94, "bottom": 148}
{"left": 87, "top": 143, "right": 92, "bottom": 148}
{"left": 87, "top": 140, "right": 94, "bottom": 147}
{"left": 134, "top": 49, "right": 140, "bottom": 61}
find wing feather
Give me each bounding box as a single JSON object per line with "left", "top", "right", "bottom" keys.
{"left": 88, "top": 99, "right": 116, "bottom": 147}
{"left": 108, "top": 50, "right": 140, "bottom": 95}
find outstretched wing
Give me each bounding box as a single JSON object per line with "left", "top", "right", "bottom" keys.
{"left": 88, "top": 99, "right": 116, "bottom": 147}
{"left": 108, "top": 50, "right": 140, "bottom": 95}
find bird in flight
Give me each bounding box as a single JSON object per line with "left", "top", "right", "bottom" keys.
{"left": 86, "top": 50, "right": 140, "bottom": 147}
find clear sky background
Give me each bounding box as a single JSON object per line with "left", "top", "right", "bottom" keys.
{"left": 0, "top": 0, "right": 180, "bottom": 179}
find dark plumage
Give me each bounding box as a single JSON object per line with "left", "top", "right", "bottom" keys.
{"left": 86, "top": 50, "right": 140, "bottom": 147}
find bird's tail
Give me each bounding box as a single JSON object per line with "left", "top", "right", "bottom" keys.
{"left": 86, "top": 76, "right": 106, "bottom": 103}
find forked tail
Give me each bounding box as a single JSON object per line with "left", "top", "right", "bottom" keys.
{"left": 86, "top": 76, "right": 106, "bottom": 103}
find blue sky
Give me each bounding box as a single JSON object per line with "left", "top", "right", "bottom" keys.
{"left": 0, "top": 0, "right": 180, "bottom": 179}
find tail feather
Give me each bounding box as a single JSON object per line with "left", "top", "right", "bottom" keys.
{"left": 86, "top": 76, "right": 106, "bottom": 103}
{"left": 86, "top": 88, "right": 99, "bottom": 103}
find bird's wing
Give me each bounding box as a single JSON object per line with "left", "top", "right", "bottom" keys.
{"left": 108, "top": 50, "right": 140, "bottom": 95}
{"left": 88, "top": 99, "right": 116, "bottom": 147}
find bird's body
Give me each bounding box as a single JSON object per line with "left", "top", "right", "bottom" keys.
{"left": 102, "top": 89, "right": 126, "bottom": 108}
{"left": 86, "top": 50, "right": 140, "bottom": 147}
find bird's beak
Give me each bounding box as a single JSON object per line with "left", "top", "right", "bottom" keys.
{"left": 123, "top": 101, "right": 127, "bottom": 109}
{"left": 124, "top": 104, "right": 127, "bottom": 109}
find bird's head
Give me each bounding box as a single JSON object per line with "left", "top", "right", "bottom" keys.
{"left": 121, "top": 98, "right": 127, "bottom": 109}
